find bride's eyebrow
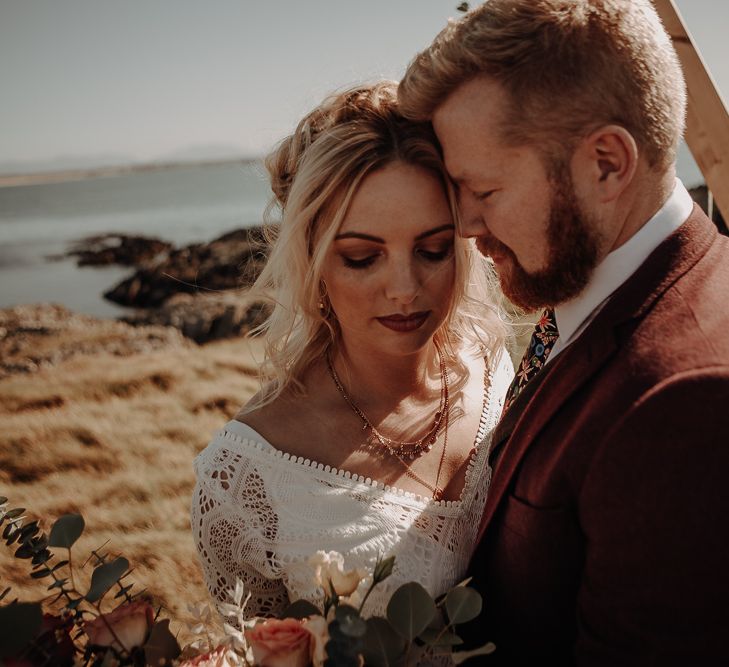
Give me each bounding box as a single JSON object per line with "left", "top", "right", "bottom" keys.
{"left": 334, "top": 232, "right": 385, "bottom": 243}
{"left": 334, "top": 223, "right": 454, "bottom": 243}
{"left": 414, "top": 223, "right": 455, "bottom": 241}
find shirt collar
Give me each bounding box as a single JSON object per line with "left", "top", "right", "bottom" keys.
{"left": 553, "top": 178, "right": 694, "bottom": 347}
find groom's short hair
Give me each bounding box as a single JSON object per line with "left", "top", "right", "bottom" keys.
{"left": 399, "top": 0, "right": 686, "bottom": 170}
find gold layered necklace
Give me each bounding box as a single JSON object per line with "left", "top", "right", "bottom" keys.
{"left": 326, "top": 343, "right": 450, "bottom": 500}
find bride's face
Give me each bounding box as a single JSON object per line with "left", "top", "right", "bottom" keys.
{"left": 321, "top": 160, "right": 456, "bottom": 357}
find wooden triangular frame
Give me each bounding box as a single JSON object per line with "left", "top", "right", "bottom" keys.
{"left": 653, "top": 0, "right": 729, "bottom": 219}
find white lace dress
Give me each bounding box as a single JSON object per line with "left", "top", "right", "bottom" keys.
{"left": 191, "top": 349, "right": 512, "bottom": 619}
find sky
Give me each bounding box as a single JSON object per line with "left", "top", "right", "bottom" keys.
{"left": 0, "top": 0, "right": 727, "bottom": 173}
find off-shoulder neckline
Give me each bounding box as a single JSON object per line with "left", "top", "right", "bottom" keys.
{"left": 212, "top": 359, "right": 498, "bottom": 509}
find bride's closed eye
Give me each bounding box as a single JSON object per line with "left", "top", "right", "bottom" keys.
{"left": 417, "top": 243, "right": 454, "bottom": 263}
{"left": 341, "top": 254, "right": 379, "bottom": 269}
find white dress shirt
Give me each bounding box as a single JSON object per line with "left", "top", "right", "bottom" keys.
{"left": 548, "top": 178, "right": 695, "bottom": 363}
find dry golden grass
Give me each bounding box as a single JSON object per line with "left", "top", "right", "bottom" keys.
{"left": 0, "top": 336, "right": 264, "bottom": 643}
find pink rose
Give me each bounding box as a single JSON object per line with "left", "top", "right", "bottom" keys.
{"left": 84, "top": 600, "right": 154, "bottom": 652}
{"left": 244, "top": 618, "right": 312, "bottom": 667}
{"left": 178, "top": 645, "right": 240, "bottom": 666}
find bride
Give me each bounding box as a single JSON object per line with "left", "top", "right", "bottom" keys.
{"left": 191, "top": 81, "right": 513, "bottom": 619}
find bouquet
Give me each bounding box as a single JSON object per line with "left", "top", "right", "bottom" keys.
{"left": 0, "top": 497, "right": 495, "bottom": 666}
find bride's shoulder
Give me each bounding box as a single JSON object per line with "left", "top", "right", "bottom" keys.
{"left": 233, "top": 378, "right": 326, "bottom": 453}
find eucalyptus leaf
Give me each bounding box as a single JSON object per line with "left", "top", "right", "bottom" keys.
{"left": 336, "top": 606, "right": 367, "bottom": 639}
{"left": 3, "top": 523, "right": 20, "bottom": 544}
{"left": 361, "top": 617, "right": 406, "bottom": 667}
{"left": 18, "top": 521, "right": 40, "bottom": 542}
{"left": 143, "top": 619, "right": 181, "bottom": 665}
{"left": 282, "top": 599, "right": 321, "bottom": 619}
{"left": 0, "top": 587, "right": 10, "bottom": 602}
{"left": 445, "top": 587, "right": 482, "bottom": 625}
{"left": 4, "top": 508, "right": 25, "bottom": 520}
{"left": 0, "top": 496, "right": 8, "bottom": 505}
{"left": 418, "top": 627, "right": 464, "bottom": 647}
{"left": 49, "top": 514, "right": 85, "bottom": 549}
{"left": 0, "top": 602, "right": 42, "bottom": 658}
{"left": 86, "top": 556, "right": 129, "bottom": 602}
{"left": 386, "top": 582, "right": 437, "bottom": 641}
{"left": 30, "top": 567, "right": 52, "bottom": 579}
{"left": 14, "top": 542, "right": 34, "bottom": 559}
{"left": 452, "top": 641, "right": 496, "bottom": 664}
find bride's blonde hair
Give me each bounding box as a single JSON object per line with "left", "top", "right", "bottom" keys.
{"left": 245, "top": 81, "right": 506, "bottom": 411}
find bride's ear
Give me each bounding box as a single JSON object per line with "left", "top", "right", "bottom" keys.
{"left": 571, "top": 125, "right": 638, "bottom": 204}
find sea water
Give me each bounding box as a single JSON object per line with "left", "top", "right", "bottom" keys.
{"left": 0, "top": 161, "right": 271, "bottom": 317}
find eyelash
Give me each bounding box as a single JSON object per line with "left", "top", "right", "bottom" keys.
{"left": 342, "top": 256, "right": 377, "bottom": 269}
{"left": 341, "top": 247, "right": 452, "bottom": 270}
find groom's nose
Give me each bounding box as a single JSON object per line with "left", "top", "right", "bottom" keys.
{"left": 457, "top": 196, "right": 489, "bottom": 239}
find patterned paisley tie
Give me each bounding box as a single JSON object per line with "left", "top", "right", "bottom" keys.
{"left": 503, "top": 308, "right": 559, "bottom": 414}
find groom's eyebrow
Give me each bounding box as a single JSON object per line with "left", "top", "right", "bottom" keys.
{"left": 335, "top": 224, "right": 454, "bottom": 243}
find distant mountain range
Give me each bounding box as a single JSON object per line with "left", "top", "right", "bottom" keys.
{"left": 0, "top": 144, "right": 258, "bottom": 178}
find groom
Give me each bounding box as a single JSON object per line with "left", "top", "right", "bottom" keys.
{"left": 399, "top": 0, "right": 729, "bottom": 664}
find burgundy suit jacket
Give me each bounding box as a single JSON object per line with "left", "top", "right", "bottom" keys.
{"left": 466, "top": 206, "right": 729, "bottom": 665}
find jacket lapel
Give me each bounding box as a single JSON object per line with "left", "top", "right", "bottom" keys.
{"left": 477, "top": 206, "right": 717, "bottom": 543}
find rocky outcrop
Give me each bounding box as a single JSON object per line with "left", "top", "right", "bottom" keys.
{"left": 0, "top": 303, "right": 191, "bottom": 378}
{"left": 104, "top": 227, "right": 269, "bottom": 308}
{"left": 62, "top": 233, "right": 173, "bottom": 267}
{"left": 121, "top": 293, "right": 270, "bottom": 344}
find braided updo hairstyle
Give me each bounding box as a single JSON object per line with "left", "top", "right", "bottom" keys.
{"left": 244, "top": 81, "right": 506, "bottom": 411}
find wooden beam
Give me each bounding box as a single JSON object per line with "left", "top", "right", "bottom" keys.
{"left": 653, "top": 0, "right": 729, "bottom": 221}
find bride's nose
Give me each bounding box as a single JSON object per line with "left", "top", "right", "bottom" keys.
{"left": 384, "top": 260, "right": 420, "bottom": 304}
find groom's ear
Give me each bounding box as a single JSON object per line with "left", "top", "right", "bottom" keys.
{"left": 572, "top": 125, "right": 638, "bottom": 203}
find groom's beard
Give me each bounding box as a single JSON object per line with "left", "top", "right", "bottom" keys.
{"left": 480, "top": 166, "right": 600, "bottom": 311}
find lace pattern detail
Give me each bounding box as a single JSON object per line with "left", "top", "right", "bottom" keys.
{"left": 191, "top": 348, "right": 513, "bottom": 619}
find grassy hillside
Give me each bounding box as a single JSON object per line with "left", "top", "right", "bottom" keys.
{"left": 0, "top": 333, "right": 263, "bottom": 642}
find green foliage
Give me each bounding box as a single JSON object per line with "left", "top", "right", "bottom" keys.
{"left": 386, "top": 581, "right": 437, "bottom": 641}
{"left": 143, "top": 618, "right": 181, "bottom": 665}
{"left": 283, "top": 598, "right": 322, "bottom": 619}
{"left": 361, "top": 617, "right": 407, "bottom": 667}
{"left": 86, "top": 556, "right": 129, "bottom": 603}
{"left": 445, "top": 586, "right": 482, "bottom": 625}
{"left": 0, "top": 496, "right": 496, "bottom": 666}
{"left": 0, "top": 498, "right": 157, "bottom": 666}
{"left": 48, "top": 513, "right": 85, "bottom": 549}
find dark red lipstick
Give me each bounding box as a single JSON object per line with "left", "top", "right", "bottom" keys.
{"left": 376, "top": 311, "right": 430, "bottom": 332}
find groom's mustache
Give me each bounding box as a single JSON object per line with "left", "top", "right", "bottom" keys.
{"left": 475, "top": 233, "right": 517, "bottom": 264}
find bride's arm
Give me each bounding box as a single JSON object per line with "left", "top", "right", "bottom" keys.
{"left": 190, "top": 447, "right": 290, "bottom": 619}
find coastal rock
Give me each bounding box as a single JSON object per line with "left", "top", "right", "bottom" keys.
{"left": 104, "top": 227, "right": 269, "bottom": 308}
{"left": 63, "top": 233, "right": 173, "bottom": 267}
{"left": 0, "top": 303, "right": 191, "bottom": 379}
{"left": 121, "top": 293, "right": 270, "bottom": 344}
